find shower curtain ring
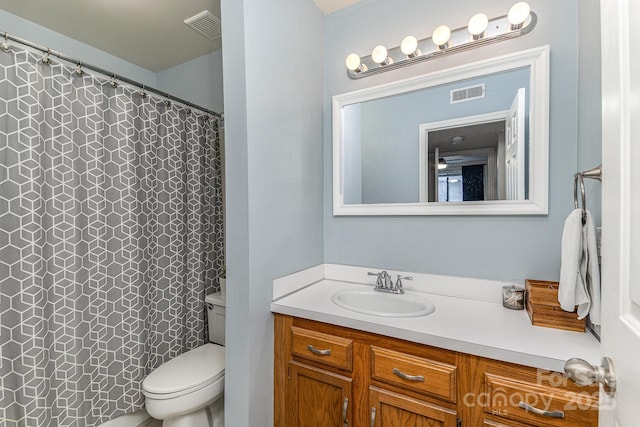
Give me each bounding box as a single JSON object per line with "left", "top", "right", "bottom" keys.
{"left": 138, "top": 85, "right": 147, "bottom": 98}
{"left": 75, "top": 61, "right": 84, "bottom": 76}
{"left": 109, "top": 73, "right": 119, "bottom": 88}
{"left": 41, "top": 48, "right": 51, "bottom": 65}
{"left": 1, "top": 32, "right": 11, "bottom": 52}
{"left": 163, "top": 96, "right": 172, "bottom": 107}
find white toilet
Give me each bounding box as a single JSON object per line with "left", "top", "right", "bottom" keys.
{"left": 142, "top": 293, "right": 226, "bottom": 427}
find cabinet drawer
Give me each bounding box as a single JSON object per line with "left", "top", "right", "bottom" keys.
{"left": 484, "top": 373, "right": 598, "bottom": 427}
{"left": 290, "top": 326, "right": 353, "bottom": 371}
{"left": 370, "top": 346, "right": 457, "bottom": 402}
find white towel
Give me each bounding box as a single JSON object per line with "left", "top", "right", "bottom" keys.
{"left": 558, "top": 209, "right": 601, "bottom": 324}
{"left": 582, "top": 210, "right": 601, "bottom": 324}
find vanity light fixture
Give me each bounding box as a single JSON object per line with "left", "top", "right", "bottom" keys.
{"left": 508, "top": 2, "right": 531, "bottom": 30}
{"left": 344, "top": 2, "right": 536, "bottom": 80}
{"left": 400, "top": 36, "right": 420, "bottom": 58}
{"left": 468, "top": 13, "right": 489, "bottom": 40}
{"left": 345, "top": 53, "right": 367, "bottom": 73}
{"left": 371, "top": 45, "right": 393, "bottom": 66}
{"left": 432, "top": 25, "right": 452, "bottom": 50}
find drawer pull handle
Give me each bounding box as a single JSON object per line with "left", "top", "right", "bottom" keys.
{"left": 307, "top": 344, "right": 331, "bottom": 356}
{"left": 518, "top": 401, "right": 565, "bottom": 419}
{"left": 370, "top": 407, "right": 376, "bottom": 427}
{"left": 342, "top": 397, "right": 348, "bottom": 427}
{"left": 392, "top": 368, "right": 425, "bottom": 382}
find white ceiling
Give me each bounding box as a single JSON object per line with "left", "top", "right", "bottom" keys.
{"left": 0, "top": 0, "right": 222, "bottom": 72}
{"left": 0, "top": 0, "right": 359, "bottom": 72}
{"left": 313, "top": 0, "right": 362, "bottom": 14}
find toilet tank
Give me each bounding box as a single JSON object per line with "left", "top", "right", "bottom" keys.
{"left": 205, "top": 293, "right": 226, "bottom": 345}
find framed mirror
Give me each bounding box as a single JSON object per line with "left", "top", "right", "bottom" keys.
{"left": 333, "top": 46, "right": 549, "bottom": 215}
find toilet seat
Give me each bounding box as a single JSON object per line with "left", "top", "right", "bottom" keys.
{"left": 142, "top": 343, "right": 225, "bottom": 400}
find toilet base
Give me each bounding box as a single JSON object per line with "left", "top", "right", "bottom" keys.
{"left": 162, "top": 396, "right": 224, "bottom": 427}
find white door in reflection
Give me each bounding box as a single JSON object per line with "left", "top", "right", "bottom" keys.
{"left": 505, "top": 87, "right": 526, "bottom": 200}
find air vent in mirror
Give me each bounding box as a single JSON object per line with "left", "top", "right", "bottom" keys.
{"left": 450, "top": 84, "right": 485, "bottom": 104}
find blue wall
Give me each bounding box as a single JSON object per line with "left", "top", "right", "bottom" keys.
{"left": 343, "top": 103, "right": 363, "bottom": 204}
{"left": 577, "top": 0, "right": 602, "bottom": 227}
{"left": 324, "top": 0, "right": 580, "bottom": 282}
{"left": 220, "top": 0, "right": 324, "bottom": 425}
{"left": 157, "top": 50, "right": 224, "bottom": 113}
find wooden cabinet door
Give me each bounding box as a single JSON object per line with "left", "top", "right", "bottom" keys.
{"left": 287, "top": 361, "right": 352, "bottom": 427}
{"left": 369, "top": 386, "right": 457, "bottom": 427}
{"left": 483, "top": 417, "right": 537, "bottom": 427}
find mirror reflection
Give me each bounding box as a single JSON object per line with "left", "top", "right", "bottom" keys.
{"left": 429, "top": 121, "right": 507, "bottom": 202}
{"left": 342, "top": 68, "right": 529, "bottom": 205}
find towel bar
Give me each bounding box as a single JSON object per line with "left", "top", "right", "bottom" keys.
{"left": 574, "top": 164, "right": 602, "bottom": 224}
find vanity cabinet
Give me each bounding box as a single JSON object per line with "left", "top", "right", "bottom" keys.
{"left": 274, "top": 314, "right": 598, "bottom": 427}
{"left": 285, "top": 325, "right": 355, "bottom": 426}
{"left": 287, "top": 361, "right": 352, "bottom": 427}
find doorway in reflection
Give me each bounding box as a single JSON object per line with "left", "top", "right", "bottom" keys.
{"left": 427, "top": 120, "right": 506, "bottom": 202}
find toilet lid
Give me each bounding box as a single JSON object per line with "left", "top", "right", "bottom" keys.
{"left": 143, "top": 343, "right": 225, "bottom": 395}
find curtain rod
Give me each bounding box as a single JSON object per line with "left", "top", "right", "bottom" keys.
{"left": 1, "top": 31, "right": 222, "bottom": 119}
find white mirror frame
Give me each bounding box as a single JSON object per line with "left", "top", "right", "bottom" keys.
{"left": 332, "top": 45, "right": 550, "bottom": 216}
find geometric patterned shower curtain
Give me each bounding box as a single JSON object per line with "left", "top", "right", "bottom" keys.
{"left": 0, "top": 46, "right": 224, "bottom": 427}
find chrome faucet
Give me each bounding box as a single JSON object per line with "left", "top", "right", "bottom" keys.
{"left": 368, "top": 270, "right": 393, "bottom": 290}
{"left": 368, "top": 271, "right": 412, "bottom": 294}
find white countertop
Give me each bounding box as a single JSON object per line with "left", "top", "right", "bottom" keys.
{"left": 270, "top": 266, "right": 600, "bottom": 373}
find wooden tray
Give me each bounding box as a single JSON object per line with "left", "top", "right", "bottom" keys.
{"left": 524, "top": 279, "right": 586, "bottom": 332}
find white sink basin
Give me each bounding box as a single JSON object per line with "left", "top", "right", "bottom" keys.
{"left": 331, "top": 290, "right": 435, "bottom": 318}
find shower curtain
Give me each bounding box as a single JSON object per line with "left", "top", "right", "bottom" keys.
{"left": 0, "top": 47, "right": 224, "bottom": 426}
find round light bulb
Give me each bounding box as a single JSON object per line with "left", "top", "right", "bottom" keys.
{"left": 468, "top": 13, "right": 489, "bottom": 36}
{"left": 400, "top": 36, "right": 419, "bottom": 56}
{"left": 432, "top": 25, "right": 451, "bottom": 48}
{"left": 345, "top": 53, "right": 362, "bottom": 71}
{"left": 371, "top": 45, "right": 389, "bottom": 64}
{"left": 508, "top": 2, "right": 531, "bottom": 27}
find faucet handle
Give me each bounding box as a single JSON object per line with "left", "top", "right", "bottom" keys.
{"left": 368, "top": 271, "right": 383, "bottom": 287}
{"left": 395, "top": 275, "right": 413, "bottom": 290}
{"left": 368, "top": 271, "right": 390, "bottom": 289}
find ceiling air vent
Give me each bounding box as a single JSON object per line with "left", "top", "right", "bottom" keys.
{"left": 450, "top": 84, "right": 485, "bottom": 104}
{"left": 184, "top": 10, "right": 221, "bottom": 40}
